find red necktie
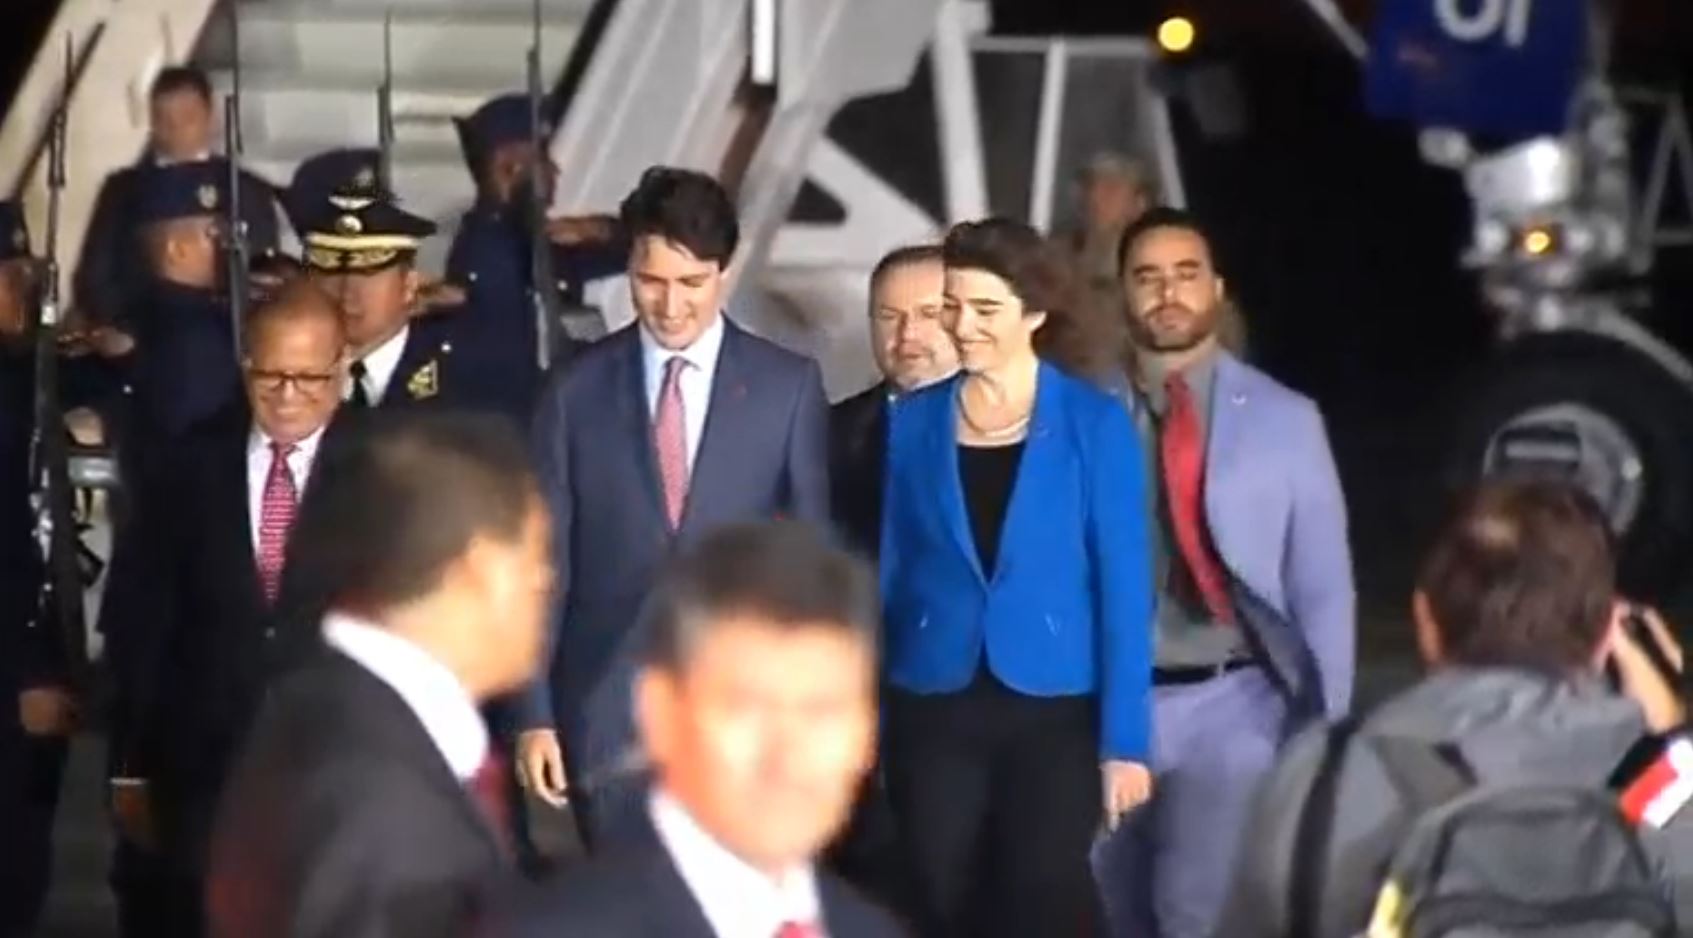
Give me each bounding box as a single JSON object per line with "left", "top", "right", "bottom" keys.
{"left": 653, "top": 356, "right": 690, "bottom": 528}
{"left": 1160, "top": 374, "right": 1235, "bottom": 624}
{"left": 256, "top": 442, "right": 298, "bottom": 603}
{"left": 775, "top": 923, "right": 821, "bottom": 938}
{"left": 468, "top": 751, "right": 512, "bottom": 856}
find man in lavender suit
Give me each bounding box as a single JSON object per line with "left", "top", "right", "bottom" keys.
{"left": 1094, "top": 207, "right": 1355, "bottom": 938}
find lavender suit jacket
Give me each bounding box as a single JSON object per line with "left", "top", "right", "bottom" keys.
{"left": 1123, "top": 353, "right": 1355, "bottom": 722}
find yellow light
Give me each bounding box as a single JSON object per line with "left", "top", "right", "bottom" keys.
{"left": 1157, "top": 16, "right": 1197, "bottom": 54}
{"left": 1522, "top": 228, "right": 1555, "bottom": 256}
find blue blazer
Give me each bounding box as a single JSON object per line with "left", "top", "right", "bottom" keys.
{"left": 879, "top": 362, "right": 1155, "bottom": 762}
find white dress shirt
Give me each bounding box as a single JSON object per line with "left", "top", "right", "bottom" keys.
{"left": 650, "top": 790, "right": 824, "bottom": 938}
{"left": 639, "top": 315, "right": 726, "bottom": 474}
{"left": 321, "top": 612, "right": 489, "bottom": 781}
{"left": 246, "top": 424, "right": 327, "bottom": 553}
{"left": 351, "top": 324, "right": 411, "bottom": 406}
{"left": 154, "top": 149, "right": 212, "bottom": 167}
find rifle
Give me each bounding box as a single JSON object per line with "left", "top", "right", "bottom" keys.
{"left": 223, "top": 2, "right": 249, "bottom": 359}
{"left": 377, "top": 11, "right": 394, "bottom": 195}
{"left": 527, "top": 0, "right": 565, "bottom": 371}
{"left": 28, "top": 35, "right": 91, "bottom": 691}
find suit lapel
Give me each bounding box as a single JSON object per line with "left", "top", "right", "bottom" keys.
{"left": 679, "top": 323, "right": 747, "bottom": 533}
{"left": 991, "top": 363, "right": 1061, "bottom": 582}
{"left": 324, "top": 654, "right": 504, "bottom": 860}
{"left": 617, "top": 329, "right": 669, "bottom": 526}
{"left": 1205, "top": 354, "right": 1245, "bottom": 525}
{"left": 645, "top": 846, "right": 720, "bottom": 937}
{"left": 226, "top": 430, "right": 266, "bottom": 609}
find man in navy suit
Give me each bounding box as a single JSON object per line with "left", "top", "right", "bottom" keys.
{"left": 1095, "top": 208, "right": 1355, "bottom": 938}
{"left": 514, "top": 167, "right": 830, "bottom": 850}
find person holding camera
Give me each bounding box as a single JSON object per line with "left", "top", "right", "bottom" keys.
{"left": 1217, "top": 479, "right": 1693, "bottom": 937}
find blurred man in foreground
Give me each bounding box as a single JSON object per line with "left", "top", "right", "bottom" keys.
{"left": 501, "top": 522, "right": 906, "bottom": 937}
{"left": 207, "top": 412, "right": 553, "bottom": 938}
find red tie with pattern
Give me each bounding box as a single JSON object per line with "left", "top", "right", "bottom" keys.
{"left": 774, "top": 922, "right": 821, "bottom": 938}
{"left": 256, "top": 441, "right": 298, "bottom": 603}
{"left": 1160, "top": 374, "right": 1235, "bottom": 624}
{"left": 468, "top": 751, "right": 512, "bottom": 857}
{"left": 654, "top": 356, "right": 690, "bottom": 529}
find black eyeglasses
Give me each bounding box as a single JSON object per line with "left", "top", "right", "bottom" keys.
{"left": 246, "top": 367, "right": 340, "bottom": 395}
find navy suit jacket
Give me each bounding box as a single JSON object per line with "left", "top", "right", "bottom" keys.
{"left": 518, "top": 320, "right": 829, "bottom": 773}
{"left": 879, "top": 362, "right": 1155, "bottom": 762}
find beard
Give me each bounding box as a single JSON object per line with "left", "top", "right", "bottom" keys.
{"left": 1127, "top": 301, "right": 1217, "bottom": 353}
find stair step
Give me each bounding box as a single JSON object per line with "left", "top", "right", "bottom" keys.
{"left": 209, "top": 76, "right": 491, "bottom": 154}
{"left": 199, "top": 7, "right": 582, "bottom": 85}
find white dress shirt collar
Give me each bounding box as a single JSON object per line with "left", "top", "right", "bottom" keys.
{"left": 247, "top": 422, "right": 328, "bottom": 466}
{"left": 353, "top": 324, "right": 411, "bottom": 405}
{"left": 638, "top": 313, "right": 727, "bottom": 384}
{"left": 245, "top": 423, "right": 328, "bottom": 550}
{"left": 638, "top": 315, "right": 727, "bottom": 473}
{"left": 650, "top": 790, "right": 823, "bottom": 938}
{"left": 153, "top": 149, "right": 212, "bottom": 167}
{"left": 320, "top": 612, "right": 488, "bottom": 780}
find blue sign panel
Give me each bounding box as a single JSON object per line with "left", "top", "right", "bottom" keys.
{"left": 1365, "top": 0, "right": 1588, "bottom": 140}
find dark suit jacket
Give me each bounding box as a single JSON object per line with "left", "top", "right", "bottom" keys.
{"left": 498, "top": 837, "right": 908, "bottom": 938}
{"left": 829, "top": 382, "right": 889, "bottom": 560}
{"left": 517, "top": 320, "right": 829, "bottom": 775}
{"left": 206, "top": 651, "right": 505, "bottom": 938}
{"left": 100, "top": 409, "right": 346, "bottom": 872}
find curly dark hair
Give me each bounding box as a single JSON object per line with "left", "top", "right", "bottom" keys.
{"left": 941, "top": 218, "right": 1110, "bottom": 379}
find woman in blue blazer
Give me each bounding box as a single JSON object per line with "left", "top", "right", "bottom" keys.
{"left": 879, "top": 219, "right": 1155, "bottom": 937}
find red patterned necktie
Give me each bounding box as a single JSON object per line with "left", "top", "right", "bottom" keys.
{"left": 653, "top": 356, "right": 690, "bottom": 529}
{"left": 256, "top": 441, "right": 298, "bottom": 603}
{"left": 774, "top": 922, "right": 821, "bottom": 938}
{"left": 1160, "top": 374, "right": 1235, "bottom": 624}
{"left": 468, "top": 751, "right": 512, "bottom": 857}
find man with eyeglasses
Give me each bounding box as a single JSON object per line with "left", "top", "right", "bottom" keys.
{"left": 103, "top": 280, "right": 348, "bottom": 938}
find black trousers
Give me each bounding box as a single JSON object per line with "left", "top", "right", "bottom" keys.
{"left": 0, "top": 730, "right": 67, "bottom": 938}
{"left": 884, "top": 673, "right": 1103, "bottom": 938}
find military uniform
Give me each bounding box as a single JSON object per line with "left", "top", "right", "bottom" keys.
{"left": 446, "top": 93, "right": 624, "bottom": 420}
{"left": 0, "top": 201, "right": 119, "bottom": 936}
{"left": 76, "top": 156, "right": 279, "bottom": 331}
{"left": 295, "top": 151, "right": 467, "bottom": 413}
{"left": 123, "top": 162, "right": 243, "bottom": 442}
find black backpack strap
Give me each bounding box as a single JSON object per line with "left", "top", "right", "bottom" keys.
{"left": 1288, "top": 717, "right": 1359, "bottom": 937}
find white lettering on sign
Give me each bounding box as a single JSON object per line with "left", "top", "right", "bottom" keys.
{"left": 1434, "top": 0, "right": 1534, "bottom": 48}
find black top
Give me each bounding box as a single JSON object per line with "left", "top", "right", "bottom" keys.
{"left": 958, "top": 441, "right": 1024, "bottom": 575}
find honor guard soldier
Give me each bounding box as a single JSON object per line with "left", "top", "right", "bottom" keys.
{"left": 76, "top": 66, "right": 281, "bottom": 332}
{"left": 297, "top": 156, "right": 461, "bottom": 411}
{"left": 447, "top": 93, "right": 625, "bottom": 419}
{"left": 126, "top": 160, "right": 245, "bottom": 444}
{"left": 0, "top": 200, "right": 123, "bottom": 936}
